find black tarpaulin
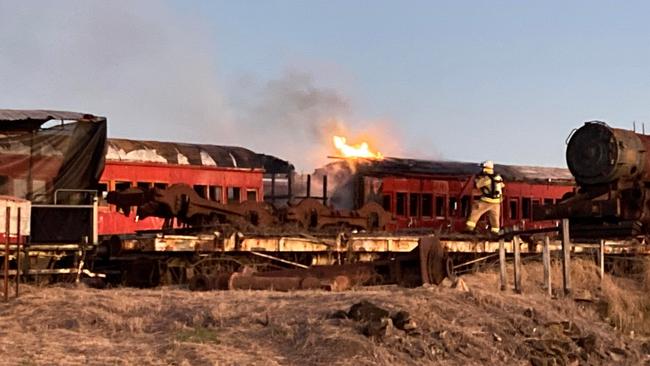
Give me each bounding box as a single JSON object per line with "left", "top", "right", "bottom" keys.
{"left": 0, "top": 109, "right": 107, "bottom": 203}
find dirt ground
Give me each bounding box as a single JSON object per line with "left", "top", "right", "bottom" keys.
{"left": 0, "top": 259, "right": 649, "bottom": 366}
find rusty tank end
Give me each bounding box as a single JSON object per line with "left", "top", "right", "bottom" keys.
{"left": 566, "top": 121, "right": 650, "bottom": 185}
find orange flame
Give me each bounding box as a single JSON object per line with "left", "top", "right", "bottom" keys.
{"left": 333, "top": 136, "right": 383, "bottom": 159}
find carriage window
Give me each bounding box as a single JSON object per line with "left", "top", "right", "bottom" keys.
{"left": 115, "top": 181, "right": 131, "bottom": 191}
{"left": 98, "top": 182, "right": 109, "bottom": 206}
{"left": 396, "top": 192, "right": 407, "bottom": 216}
{"left": 522, "top": 198, "right": 531, "bottom": 219}
{"left": 509, "top": 199, "right": 518, "bottom": 220}
{"left": 435, "top": 196, "right": 445, "bottom": 217}
{"left": 209, "top": 186, "right": 223, "bottom": 202}
{"left": 382, "top": 194, "right": 391, "bottom": 211}
{"left": 543, "top": 198, "right": 553, "bottom": 206}
{"left": 154, "top": 182, "right": 168, "bottom": 190}
{"left": 409, "top": 193, "right": 420, "bottom": 217}
{"left": 449, "top": 197, "right": 458, "bottom": 216}
{"left": 137, "top": 182, "right": 152, "bottom": 190}
{"left": 227, "top": 187, "right": 241, "bottom": 204}
{"left": 422, "top": 194, "right": 433, "bottom": 217}
{"left": 461, "top": 195, "right": 470, "bottom": 217}
{"left": 532, "top": 199, "right": 541, "bottom": 217}
{"left": 193, "top": 185, "right": 208, "bottom": 199}
{"left": 246, "top": 189, "right": 258, "bottom": 201}
{"left": 0, "top": 176, "right": 8, "bottom": 195}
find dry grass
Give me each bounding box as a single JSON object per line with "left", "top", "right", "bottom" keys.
{"left": 0, "top": 260, "right": 648, "bottom": 365}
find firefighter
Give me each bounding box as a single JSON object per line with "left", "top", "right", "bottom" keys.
{"left": 465, "top": 160, "right": 505, "bottom": 236}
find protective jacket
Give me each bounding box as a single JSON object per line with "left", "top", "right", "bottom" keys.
{"left": 475, "top": 172, "right": 505, "bottom": 204}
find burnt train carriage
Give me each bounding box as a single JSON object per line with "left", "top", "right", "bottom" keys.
{"left": 318, "top": 158, "right": 575, "bottom": 232}
{"left": 98, "top": 138, "right": 293, "bottom": 235}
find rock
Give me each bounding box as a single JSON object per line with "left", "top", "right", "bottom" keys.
{"left": 62, "top": 318, "right": 79, "bottom": 330}
{"left": 575, "top": 334, "right": 598, "bottom": 353}
{"left": 641, "top": 341, "right": 650, "bottom": 355}
{"left": 432, "top": 330, "right": 448, "bottom": 340}
{"left": 391, "top": 311, "right": 412, "bottom": 330}
{"left": 329, "top": 310, "right": 349, "bottom": 319}
{"left": 362, "top": 317, "right": 393, "bottom": 338}
{"left": 523, "top": 308, "right": 535, "bottom": 318}
{"left": 451, "top": 277, "right": 469, "bottom": 292}
{"left": 492, "top": 333, "right": 502, "bottom": 342}
{"left": 348, "top": 300, "right": 389, "bottom": 322}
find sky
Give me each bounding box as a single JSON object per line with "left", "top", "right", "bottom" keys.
{"left": 1, "top": 1, "right": 650, "bottom": 171}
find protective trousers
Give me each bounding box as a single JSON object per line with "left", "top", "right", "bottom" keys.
{"left": 465, "top": 200, "right": 500, "bottom": 234}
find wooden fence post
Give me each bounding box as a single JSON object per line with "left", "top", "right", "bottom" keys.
{"left": 4, "top": 206, "right": 9, "bottom": 302}
{"left": 599, "top": 239, "right": 605, "bottom": 281}
{"left": 561, "top": 219, "right": 571, "bottom": 296}
{"left": 499, "top": 238, "right": 506, "bottom": 291}
{"left": 543, "top": 236, "right": 551, "bottom": 296}
{"left": 513, "top": 236, "right": 522, "bottom": 294}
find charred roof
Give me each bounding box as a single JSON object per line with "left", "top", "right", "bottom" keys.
{"left": 0, "top": 109, "right": 105, "bottom": 131}
{"left": 107, "top": 138, "right": 294, "bottom": 174}
{"left": 333, "top": 157, "right": 574, "bottom": 184}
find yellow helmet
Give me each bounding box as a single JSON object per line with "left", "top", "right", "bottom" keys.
{"left": 481, "top": 160, "right": 494, "bottom": 170}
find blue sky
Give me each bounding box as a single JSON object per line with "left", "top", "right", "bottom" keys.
{"left": 2, "top": 1, "right": 650, "bottom": 170}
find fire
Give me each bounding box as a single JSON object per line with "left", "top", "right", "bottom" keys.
{"left": 333, "top": 136, "right": 383, "bottom": 159}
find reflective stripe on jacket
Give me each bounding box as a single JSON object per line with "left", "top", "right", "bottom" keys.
{"left": 475, "top": 173, "right": 505, "bottom": 203}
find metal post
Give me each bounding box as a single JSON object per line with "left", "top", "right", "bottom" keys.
{"left": 92, "top": 195, "right": 98, "bottom": 245}
{"left": 15, "top": 207, "right": 20, "bottom": 297}
{"left": 513, "top": 236, "right": 522, "bottom": 294}
{"left": 599, "top": 239, "right": 605, "bottom": 281}
{"left": 4, "top": 206, "right": 9, "bottom": 302}
{"left": 498, "top": 238, "right": 506, "bottom": 291}
{"left": 306, "top": 174, "right": 311, "bottom": 198}
{"left": 543, "top": 236, "right": 551, "bottom": 296}
{"left": 322, "top": 175, "right": 328, "bottom": 206}
{"left": 561, "top": 219, "right": 571, "bottom": 295}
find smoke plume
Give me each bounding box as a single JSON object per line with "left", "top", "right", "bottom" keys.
{"left": 0, "top": 1, "right": 406, "bottom": 171}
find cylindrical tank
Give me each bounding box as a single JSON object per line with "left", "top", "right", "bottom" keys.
{"left": 566, "top": 121, "right": 650, "bottom": 185}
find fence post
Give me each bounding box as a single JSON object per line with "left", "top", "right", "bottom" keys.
{"left": 513, "top": 236, "right": 522, "bottom": 294}
{"left": 499, "top": 238, "right": 506, "bottom": 291}
{"left": 4, "top": 206, "right": 9, "bottom": 302}
{"left": 543, "top": 236, "right": 551, "bottom": 296}
{"left": 599, "top": 239, "right": 605, "bottom": 281}
{"left": 561, "top": 219, "right": 571, "bottom": 295}
{"left": 15, "top": 207, "right": 20, "bottom": 298}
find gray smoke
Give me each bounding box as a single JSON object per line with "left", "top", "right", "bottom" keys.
{"left": 0, "top": 0, "right": 230, "bottom": 142}
{"left": 0, "top": 1, "right": 406, "bottom": 171}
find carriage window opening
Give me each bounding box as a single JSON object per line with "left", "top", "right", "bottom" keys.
{"left": 98, "top": 182, "right": 109, "bottom": 206}
{"left": 509, "top": 199, "right": 518, "bottom": 220}
{"left": 193, "top": 185, "right": 208, "bottom": 199}
{"left": 154, "top": 182, "right": 168, "bottom": 190}
{"left": 396, "top": 192, "right": 407, "bottom": 216}
{"left": 209, "top": 186, "right": 223, "bottom": 202}
{"left": 246, "top": 189, "right": 258, "bottom": 202}
{"left": 435, "top": 196, "right": 445, "bottom": 217}
{"left": 227, "top": 187, "right": 241, "bottom": 204}
{"left": 0, "top": 176, "right": 8, "bottom": 195}
{"left": 382, "top": 194, "right": 391, "bottom": 211}
{"left": 543, "top": 198, "right": 553, "bottom": 206}
{"left": 137, "top": 182, "right": 152, "bottom": 190}
{"left": 522, "top": 198, "right": 532, "bottom": 219}
{"left": 422, "top": 194, "right": 433, "bottom": 217}
{"left": 115, "top": 181, "right": 131, "bottom": 192}
{"left": 449, "top": 197, "right": 458, "bottom": 216}
{"left": 532, "top": 199, "right": 541, "bottom": 216}
{"left": 409, "top": 193, "right": 420, "bottom": 217}
{"left": 461, "top": 195, "right": 470, "bottom": 217}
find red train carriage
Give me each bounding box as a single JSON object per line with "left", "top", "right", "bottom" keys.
{"left": 98, "top": 138, "right": 292, "bottom": 235}
{"left": 319, "top": 158, "right": 574, "bottom": 232}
